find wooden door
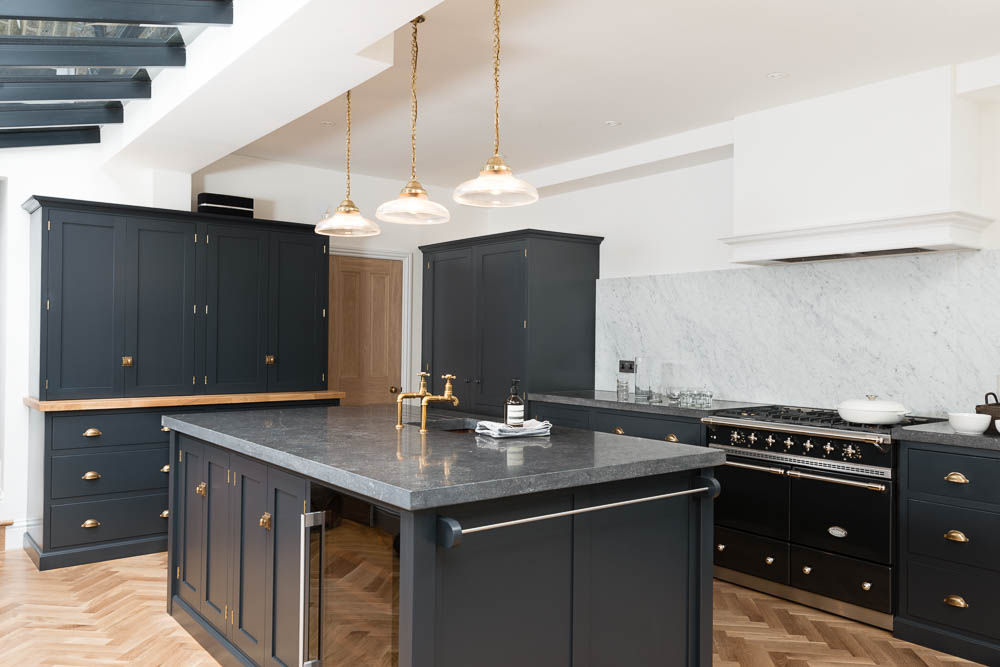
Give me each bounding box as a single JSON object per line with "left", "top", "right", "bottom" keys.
{"left": 329, "top": 256, "right": 402, "bottom": 405}
{"left": 123, "top": 217, "right": 196, "bottom": 397}
{"left": 203, "top": 224, "right": 269, "bottom": 394}
{"left": 267, "top": 232, "right": 328, "bottom": 392}
{"left": 230, "top": 455, "right": 268, "bottom": 664}
{"left": 474, "top": 242, "right": 527, "bottom": 414}
{"left": 422, "top": 249, "right": 476, "bottom": 406}
{"left": 45, "top": 209, "right": 125, "bottom": 399}
{"left": 263, "top": 468, "right": 307, "bottom": 667}
{"left": 200, "top": 446, "right": 231, "bottom": 633}
{"left": 176, "top": 437, "right": 205, "bottom": 610}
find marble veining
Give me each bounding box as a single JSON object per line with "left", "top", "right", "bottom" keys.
{"left": 596, "top": 249, "right": 1000, "bottom": 417}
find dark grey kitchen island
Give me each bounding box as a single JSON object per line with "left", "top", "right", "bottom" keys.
{"left": 162, "top": 404, "right": 723, "bottom": 667}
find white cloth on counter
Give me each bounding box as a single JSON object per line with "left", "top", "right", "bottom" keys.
{"left": 475, "top": 419, "right": 552, "bottom": 438}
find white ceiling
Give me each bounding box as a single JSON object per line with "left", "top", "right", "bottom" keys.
{"left": 234, "top": 0, "right": 1000, "bottom": 187}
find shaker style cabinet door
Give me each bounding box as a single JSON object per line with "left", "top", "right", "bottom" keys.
{"left": 177, "top": 437, "right": 205, "bottom": 610}
{"left": 266, "top": 232, "right": 328, "bottom": 392}
{"left": 44, "top": 210, "right": 125, "bottom": 399}
{"left": 424, "top": 248, "right": 477, "bottom": 404}
{"left": 230, "top": 456, "right": 269, "bottom": 665}
{"left": 200, "top": 446, "right": 232, "bottom": 634}
{"left": 203, "top": 224, "right": 269, "bottom": 394}
{"left": 123, "top": 217, "right": 196, "bottom": 396}
{"left": 263, "top": 467, "right": 307, "bottom": 667}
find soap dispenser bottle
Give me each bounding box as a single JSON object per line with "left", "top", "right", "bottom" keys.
{"left": 504, "top": 379, "right": 525, "bottom": 427}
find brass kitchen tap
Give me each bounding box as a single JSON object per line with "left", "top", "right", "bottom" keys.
{"left": 420, "top": 374, "right": 460, "bottom": 433}
{"left": 396, "top": 371, "right": 431, "bottom": 429}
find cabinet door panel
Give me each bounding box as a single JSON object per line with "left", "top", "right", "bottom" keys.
{"left": 264, "top": 468, "right": 307, "bottom": 667}
{"left": 46, "top": 210, "right": 125, "bottom": 399}
{"left": 425, "top": 249, "right": 476, "bottom": 404}
{"left": 267, "top": 232, "right": 327, "bottom": 392}
{"left": 124, "top": 217, "right": 196, "bottom": 396}
{"left": 177, "top": 437, "right": 204, "bottom": 609}
{"left": 204, "top": 225, "right": 268, "bottom": 394}
{"left": 200, "top": 446, "right": 231, "bottom": 633}
{"left": 474, "top": 242, "right": 526, "bottom": 414}
{"left": 231, "top": 456, "right": 268, "bottom": 664}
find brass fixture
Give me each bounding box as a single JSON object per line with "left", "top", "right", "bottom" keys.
{"left": 259, "top": 512, "right": 272, "bottom": 531}
{"left": 801, "top": 566, "right": 812, "bottom": 575}
{"left": 396, "top": 371, "right": 431, "bottom": 429}
{"left": 944, "top": 529, "right": 970, "bottom": 543}
{"left": 943, "top": 595, "right": 969, "bottom": 609}
{"left": 861, "top": 582, "right": 872, "bottom": 591}
{"left": 81, "top": 471, "right": 101, "bottom": 481}
{"left": 420, "top": 374, "right": 460, "bottom": 433}
{"left": 81, "top": 519, "right": 100, "bottom": 529}
{"left": 665, "top": 433, "right": 679, "bottom": 442}
{"left": 160, "top": 464, "right": 171, "bottom": 473}
{"left": 390, "top": 386, "right": 399, "bottom": 394}
{"left": 716, "top": 544, "right": 726, "bottom": 552}
{"left": 764, "top": 556, "right": 775, "bottom": 565}
{"left": 613, "top": 426, "right": 625, "bottom": 435}
{"left": 161, "top": 426, "right": 171, "bottom": 432}
{"left": 195, "top": 481, "right": 207, "bottom": 497}
{"left": 944, "top": 471, "right": 970, "bottom": 484}
{"left": 160, "top": 510, "right": 170, "bottom": 518}
{"left": 121, "top": 355, "right": 134, "bottom": 367}
{"left": 82, "top": 428, "right": 102, "bottom": 438}
{"left": 264, "top": 354, "right": 276, "bottom": 366}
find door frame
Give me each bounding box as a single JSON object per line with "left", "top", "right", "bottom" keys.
{"left": 328, "top": 247, "right": 413, "bottom": 393}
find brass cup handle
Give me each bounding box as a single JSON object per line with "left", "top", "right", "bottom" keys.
{"left": 160, "top": 464, "right": 171, "bottom": 474}
{"left": 614, "top": 427, "right": 625, "bottom": 435}
{"left": 944, "top": 472, "right": 970, "bottom": 484}
{"left": 944, "top": 529, "right": 970, "bottom": 543}
{"left": 264, "top": 354, "right": 276, "bottom": 366}
{"left": 259, "top": 512, "right": 272, "bottom": 531}
{"left": 764, "top": 556, "right": 775, "bottom": 565}
{"left": 81, "top": 519, "right": 100, "bottom": 529}
{"left": 665, "top": 433, "right": 679, "bottom": 442}
{"left": 121, "top": 355, "right": 134, "bottom": 367}
{"left": 81, "top": 471, "right": 101, "bottom": 481}
{"left": 389, "top": 386, "right": 399, "bottom": 394}
{"left": 861, "top": 582, "right": 872, "bottom": 591}
{"left": 159, "top": 510, "right": 170, "bottom": 519}
{"left": 195, "top": 482, "right": 207, "bottom": 497}
{"left": 716, "top": 544, "right": 726, "bottom": 552}
{"left": 801, "top": 566, "right": 812, "bottom": 575}
{"left": 944, "top": 595, "right": 969, "bottom": 609}
{"left": 82, "top": 428, "right": 102, "bottom": 438}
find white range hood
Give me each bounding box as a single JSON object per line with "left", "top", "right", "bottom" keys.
{"left": 721, "top": 211, "right": 994, "bottom": 265}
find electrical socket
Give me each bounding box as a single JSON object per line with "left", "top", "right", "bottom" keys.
{"left": 619, "top": 359, "right": 635, "bottom": 373}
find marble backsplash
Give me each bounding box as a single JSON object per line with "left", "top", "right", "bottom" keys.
{"left": 595, "top": 249, "right": 1000, "bottom": 417}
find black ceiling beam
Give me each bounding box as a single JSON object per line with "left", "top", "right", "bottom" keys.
{"left": 0, "top": 38, "right": 185, "bottom": 67}
{"left": 0, "top": 101, "right": 123, "bottom": 128}
{"left": 0, "top": 70, "right": 150, "bottom": 102}
{"left": 0, "top": 0, "right": 233, "bottom": 25}
{"left": 0, "top": 125, "right": 99, "bottom": 149}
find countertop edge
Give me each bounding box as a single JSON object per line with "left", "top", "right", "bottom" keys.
{"left": 894, "top": 423, "right": 1000, "bottom": 451}
{"left": 24, "top": 390, "right": 347, "bottom": 413}
{"left": 528, "top": 391, "right": 765, "bottom": 419}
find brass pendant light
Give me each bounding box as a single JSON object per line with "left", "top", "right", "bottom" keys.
{"left": 453, "top": 0, "right": 537, "bottom": 208}
{"left": 315, "top": 89, "right": 381, "bottom": 237}
{"left": 376, "top": 16, "right": 450, "bottom": 225}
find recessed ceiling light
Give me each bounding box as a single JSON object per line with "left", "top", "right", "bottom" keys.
{"left": 766, "top": 71, "right": 789, "bottom": 80}
{"left": 320, "top": 120, "right": 335, "bottom": 127}
{"left": 604, "top": 120, "right": 623, "bottom": 127}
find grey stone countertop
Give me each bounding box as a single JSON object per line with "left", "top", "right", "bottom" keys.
{"left": 162, "top": 404, "right": 724, "bottom": 511}
{"left": 894, "top": 421, "right": 1000, "bottom": 451}
{"left": 528, "top": 389, "right": 767, "bottom": 418}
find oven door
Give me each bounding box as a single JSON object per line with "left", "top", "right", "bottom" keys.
{"left": 715, "top": 455, "right": 790, "bottom": 540}
{"left": 788, "top": 468, "right": 893, "bottom": 564}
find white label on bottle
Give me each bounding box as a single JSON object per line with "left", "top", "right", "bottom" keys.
{"left": 506, "top": 405, "right": 524, "bottom": 426}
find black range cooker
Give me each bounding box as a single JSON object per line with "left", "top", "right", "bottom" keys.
{"left": 702, "top": 406, "right": 939, "bottom": 630}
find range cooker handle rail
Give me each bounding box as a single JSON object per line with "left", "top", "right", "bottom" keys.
{"left": 724, "top": 460, "right": 786, "bottom": 475}
{"left": 437, "top": 477, "right": 721, "bottom": 549}
{"left": 786, "top": 468, "right": 886, "bottom": 492}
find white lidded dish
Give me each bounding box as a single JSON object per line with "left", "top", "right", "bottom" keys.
{"left": 837, "top": 395, "right": 909, "bottom": 425}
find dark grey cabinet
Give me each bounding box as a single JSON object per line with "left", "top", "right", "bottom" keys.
{"left": 177, "top": 438, "right": 205, "bottom": 610}
{"left": 263, "top": 467, "right": 308, "bottom": 667}
{"left": 420, "top": 231, "right": 602, "bottom": 416}
{"left": 202, "top": 445, "right": 232, "bottom": 633}
{"left": 531, "top": 400, "right": 706, "bottom": 447}
{"left": 231, "top": 456, "right": 268, "bottom": 664}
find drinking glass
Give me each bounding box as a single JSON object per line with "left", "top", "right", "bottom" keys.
{"left": 616, "top": 378, "right": 631, "bottom": 402}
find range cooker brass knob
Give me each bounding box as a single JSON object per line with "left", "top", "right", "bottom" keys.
{"left": 716, "top": 544, "right": 726, "bottom": 552}
{"left": 764, "top": 556, "right": 775, "bottom": 565}
{"left": 861, "top": 582, "right": 872, "bottom": 591}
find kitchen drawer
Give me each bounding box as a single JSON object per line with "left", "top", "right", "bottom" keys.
{"left": 530, "top": 402, "right": 592, "bottom": 430}
{"left": 907, "top": 559, "right": 1000, "bottom": 641}
{"left": 714, "top": 526, "right": 789, "bottom": 585}
{"left": 50, "top": 492, "right": 168, "bottom": 548}
{"left": 790, "top": 545, "right": 891, "bottom": 614}
{"left": 593, "top": 411, "right": 702, "bottom": 445}
{"left": 50, "top": 448, "right": 169, "bottom": 499}
{"left": 715, "top": 457, "right": 789, "bottom": 540}
{"left": 908, "top": 449, "right": 1000, "bottom": 507}
{"left": 907, "top": 499, "right": 1000, "bottom": 572}
{"left": 51, "top": 411, "right": 168, "bottom": 450}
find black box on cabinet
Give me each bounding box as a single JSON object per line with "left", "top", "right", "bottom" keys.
{"left": 196, "top": 192, "right": 254, "bottom": 218}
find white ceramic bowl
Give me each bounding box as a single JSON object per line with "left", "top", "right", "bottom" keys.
{"left": 947, "top": 412, "right": 991, "bottom": 435}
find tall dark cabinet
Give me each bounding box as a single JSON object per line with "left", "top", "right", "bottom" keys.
{"left": 23, "top": 196, "right": 334, "bottom": 571}
{"left": 420, "top": 230, "right": 602, "bottom": 416}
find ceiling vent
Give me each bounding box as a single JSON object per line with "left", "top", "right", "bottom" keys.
{"left": 720, "top": 211, "right": 994, "bottom": 265}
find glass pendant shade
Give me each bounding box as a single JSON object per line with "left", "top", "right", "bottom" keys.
{"left": 376, "top": 180, "right": 450, "bottom": 224}
{"left": 453, "top": 155, "right": 538, "bottom": 208}
{"left": 315, "top": 199, "right": 381, "bottom": 237}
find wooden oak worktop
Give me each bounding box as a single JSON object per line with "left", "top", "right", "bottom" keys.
{"left": 23, "top": 390, "right": 346, "bottom": 413}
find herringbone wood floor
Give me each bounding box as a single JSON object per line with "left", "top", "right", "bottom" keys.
{"left": 0, "top": 549, "right": 979, "bottom": 666}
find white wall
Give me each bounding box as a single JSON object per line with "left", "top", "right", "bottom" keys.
{"left": 193, "top": 154, "right": 491, "bottom": 389}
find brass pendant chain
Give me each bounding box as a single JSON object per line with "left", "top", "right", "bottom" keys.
{"left": 410, "top": 18, "right": 420, "bottom": 182}
{"left": 345, "top": 89, "right": 352, "bottom": 200}
{"left": 492, "top": 0, "right": 501, "bottom": 157}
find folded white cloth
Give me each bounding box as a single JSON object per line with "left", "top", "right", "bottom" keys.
{"left": 475, "top": 419, "right": 552, "bottom": 438}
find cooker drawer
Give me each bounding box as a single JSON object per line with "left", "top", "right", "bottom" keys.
{"left": 593, "top": 411, "right": 702, "bottom": 445}
{"left": 49, "top": 493, "right": 168, "bottom": 548}
{"left": 50, "top": 448, "right": 169, "bottom": 499}
{"left": 908, "top": 449, "right": 1000, "bottom": 507}
{"left": 907, "top": 499, "right": 1000, "bottom": 572}
{"left": 715, "top": 458, "right": 789, "bottom": 540}
{"left": 714, "top": 526, "right": 789, "bottom": 585}
{"left": 51, "top": 411, "right": 169, "bottom": 451}
{"left": 907, "top": 560, "right": 1000, "bottom": 641}
{"left": 790, "top": 545, "right": 892, "bottom": 613}
{"left": 530, "top": 402, "right": 592, "bottom": 430}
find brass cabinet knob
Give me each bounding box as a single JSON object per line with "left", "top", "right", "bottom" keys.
{"left": 264, "top": 354, "right": 276, "bottom": 366}
{"left": 81, "top": 471, "right": 101, "bottom": 481}
{"left": 614, "top": 427, "right": 625, "bottom": 435}
{"left": 389, "top": 386, "right": 399, "bottom": 394}
{"left": 195, "top": 481, "right": 207, "bottom": 497}
{"left": 161, "top": 426, "right": 171, "bottom": 432}
{"left": 82, "top": 428, "right": 102, "bottom": 438}
{"left": 121, "top": 355, "right": 134, "bottom": 367}
{"left": 943, "top": 595, "right": 969, "bottom": 609}
{"left": 764, "top": 556, "right": 775, "bottom": 565}
{"left": 160, "top": 510, "right": 170, "bottom": 519}
{"left": 160, "top": 464, "right": 171, "bottom": 474}
{"left": 716, "top": 544, "right": 726, "bottom": 552}
{"left": 944, "top": 529, "right": 970, "bottom": 543}
{"left": 665, "top": 433, "right": 679, "bottom": 442}
{"left": 801, "top": 566, "right": 812, "bottom": 575}
{"left": 81, "top": 519, "right": 100, "bottom": 529}
{"left": 259, "top": 511, "right": 272, "bottom": 531}
{"left": 944, "top": 471, "right": 970, "bottom": 484}
{"left": 861, "top": 582, "right": 872, "bottom": 591}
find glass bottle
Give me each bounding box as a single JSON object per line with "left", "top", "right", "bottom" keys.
{"left": 504, "top": 379, "right": 525, "bottom": 427}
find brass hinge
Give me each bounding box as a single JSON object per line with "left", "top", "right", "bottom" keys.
{"left": 46, "top": 299, "right": 50, "bottom": 311}
{"left": 192, "top": 375, "right": 195, "bottom": 385}
{"left": 304, "top": 500, "right": 307, "bottom": 513}
{"left": 426, "top": 261, "right": 430, "bottom": 269}
{"left": 322, "top": 245, "right": 327, "bottom": 255}
{"left": 227, "top": 469, "right": 230, "bottom": 484}
{"left": 204, "top": 376, "right": 207, "bottom": 385}
{"left": 45, "top": 379, "right": 49, "bottom": 390}
{"left": 179, "top": 449, "right": 183, "bottom": 462}
{"left": 322, "top": 308, "right": 326, "bottom": 318}
{"left": 523, "top": 320, "right": 527, "bottom": 329}
{"left": 425, "top": 362, "right": 430, "bottom": 371}
{"left": 524, "top": 248, "right": 527, "bottom": 257}
{"left": 224, "top": 604, "right": 227, "bottom": 619}
{"left": 321, "top": 372, "right": 326, "bottom": 382}
{"left": 230, "top": 608, "right": 234, "bottom": 624}
{"left": 204, "top": 304, "right": 208, "bottom": 314}
{"left": 176, "top": 566, "right": 180, "bottom": 579}
{"left": 47, "top": 220, "right": 51, "bottom": 231}
{"left": 206, "top": 234, "right": 209, "bottom": 245}
{"left": 194, "top": 233, "right": 197, "bottom": 243}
